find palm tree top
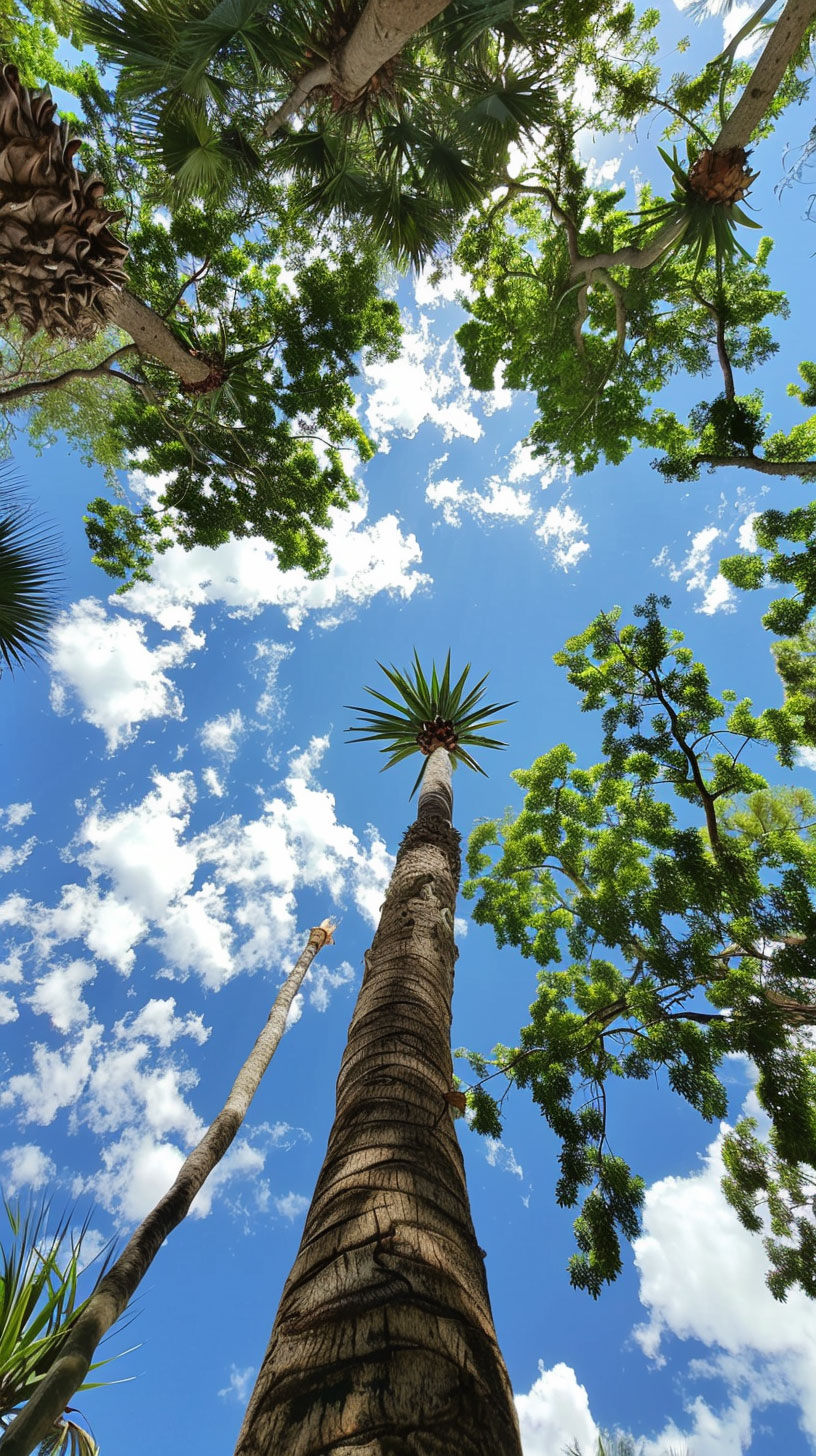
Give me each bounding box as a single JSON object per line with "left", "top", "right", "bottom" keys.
{"left": 346, "top": 650, "right": 513, "bottom": 797}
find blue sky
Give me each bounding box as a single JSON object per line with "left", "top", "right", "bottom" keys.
{"left": 3, "top": 4, "right": 816, "bottom": 1453}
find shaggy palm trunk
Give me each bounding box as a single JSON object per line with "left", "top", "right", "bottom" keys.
{"left": 0, "top": 923, "right": 335, "bottom": 1456}
{"left": 233, "top": 749, "right": 522, "bottom": 1456}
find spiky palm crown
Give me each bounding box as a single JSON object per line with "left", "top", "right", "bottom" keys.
{"left": 347, "top": 651, "right": 513, "bottom": 797}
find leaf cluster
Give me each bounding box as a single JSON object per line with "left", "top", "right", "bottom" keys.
{"left": 461, "top": 598, "right": 816, "bottom": 1296}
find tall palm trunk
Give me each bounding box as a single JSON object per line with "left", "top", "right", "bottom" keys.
{"left": 234, "top": 749, "right": 523, "bottom": 1456}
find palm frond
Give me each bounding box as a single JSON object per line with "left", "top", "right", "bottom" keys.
{"left": 0, "top": 469, "right": 62, "bottom": 675}
{"left": 347, "top": 652, "right": 514, "bottom": 795}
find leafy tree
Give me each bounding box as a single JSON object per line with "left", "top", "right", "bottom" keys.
{"left": 462, "top": 597, "right": 816, "bottom": 1298}
{"left": 230, "top": 656, "right": 520, "bottom": 1455}
{"left": 455, "top": 0, "right": 816, "bottom": 484}
{"left": 0, "top": 924, "right": 337, "bottom": 1456}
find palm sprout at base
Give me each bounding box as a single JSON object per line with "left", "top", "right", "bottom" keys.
{"left": 346, "top": 650, "right": 513, "bottom": 796}
{"left": 0, "top": 1203, "right": 108, "bottom": 1456}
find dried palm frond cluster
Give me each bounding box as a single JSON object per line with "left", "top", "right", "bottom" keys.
{"left": 687, "top": 146, "right": 758, "bottom": 205}
{"left": 416, "top": 715, "right": 458, "bottom": 754}
{"left": 0, "top": 64, "right": 129, "bottom": 339}
{"left": 306, "top": 0, "right": 398, "bottom": 116}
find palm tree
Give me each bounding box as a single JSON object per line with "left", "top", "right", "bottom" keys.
{"left": 0, "top": 923, "right": 336, "bottom": 1456}
{"left": 0, "top": 466, "right": 61, "bottom": 675}
{"left": 232, "top": 655, "right": 521, "bottom": 1456}
{"left": 0, "top": 1202, "right": 104, "bottom": 1456}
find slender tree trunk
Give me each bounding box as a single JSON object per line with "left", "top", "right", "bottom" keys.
{"left": 0, "top": 922, "right": 336, "bottom": 1456}
{"left": 233, "top": 750, "right": 523, "bottom": 1456}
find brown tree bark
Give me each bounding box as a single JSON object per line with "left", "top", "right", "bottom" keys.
{"left": 715, "top": 0, "right": 816, "bottom": 153}
{"left": 0, "top": 922, "right": 336, "bottom": 1456}
{"left": 100, "top": 290, "right": 212, "bottom": 386}
{"left": 233, "top": 750, "right": 522, "bottom": 1456}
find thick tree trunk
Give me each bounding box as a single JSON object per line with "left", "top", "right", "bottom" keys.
{"left": 233, "top": 751, "right": 522, "bottom": 1456}
{"left": 0, "top": 922, "right": 335, "bottom": 1456}
{"left": 100, "top": 289, "right": 212, "bottom": 386}
{"left": 331, "top": 0, "right": 450, "bottom": 98}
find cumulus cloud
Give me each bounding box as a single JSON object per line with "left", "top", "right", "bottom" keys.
{"left": 274, "top": 1191, "right": 310, "bottom": 1221}
{"left": 363, "top": 321, "right": 482, "bottom": 450}
{"left": 516, "top": 1362, "right": 599, "bottom": 1456}
{"left": 49, "top": 599, "right": 204, "bottom": 750}
{"left": 654, "top": 527, "right": 736, "bottom": 616}
{"left": 27, "top": 959, "right": 97, "bottom": 1032}
{"left": 1, "top": 1143, "right": 57, "bottom": 1195}
{"left": 632, "top": 1100, "right": 816, "bottom": 1453}
{"left": 537, "top": 501, "right": 590, "bottom": 570}
{"left": 0, "top": 802, "right": 33, "bottom": 828}
{"left": 307, "top": 959, "right": 356, "bottom": 1013}
{"left": 426, "top": 475, "right": 533, "bottom": 528}
{"left": 122, "top": 496, "right": 430, "bottom": 634}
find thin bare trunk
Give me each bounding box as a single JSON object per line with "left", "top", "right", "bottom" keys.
{"left": 100, "top": 290, "right": 212, "bottom": 385}
{"left": 716, "top": 0, "right": 816, "bottom": 152}
{"left": 233, "top": 751, "right": 522, "bottom": 1456}
{"left": 0, "top": 922, "right": 335, "bottom": 1456}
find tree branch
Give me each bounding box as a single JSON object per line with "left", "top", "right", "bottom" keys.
{"left": 0, "top": 346, "right": 137, "bottom": 405}
{"left": 716, "top": 0, "right": 816, "bottom": 152}
{"left": 690, "top": 453, "right": 816, "bottom": 477}
{"left": 101, "top": 290, "right": 212, "bottom": 386}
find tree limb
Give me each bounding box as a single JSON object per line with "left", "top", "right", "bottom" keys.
{"left": 0, "top": 346, "right": 137, "bottom": 404}
{"left": 716, "top": 0, "right": 816, "bottom": 152}
{"left": 101, "top": 290, "right": 212, "bottom": 385}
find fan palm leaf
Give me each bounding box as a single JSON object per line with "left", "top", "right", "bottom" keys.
{"left": 0, "top": 470, "right": 62, "bottom": 675}
{"left": 347, "top": 650, "right": 514, "bottom": 796}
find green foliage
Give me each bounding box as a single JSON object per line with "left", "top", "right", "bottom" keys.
{"left": 75, "top": 0, "right": 584, "bottom": 267}
{"left": 2, "top": 165, "right": 401, "bottom": 586}
{"left": 462, "top": 597, "right": 816, "bottom": 1296}
{"left": 0, "top": 1201, "right": 111, "bottom": 1456}
{"left": 632, "top": 140, "right": 762, "bottom": 274}
{"left": 0, "top": 467, "right": 62, "bottom": 675}
{"left": 346, "top": 651, "right": 513, "bottom": 798}
{"left": 456, "top": 173, "right": 795, "bottom": 480}
{"left": 720, "top": 499, "right": 816, "bottom": 642}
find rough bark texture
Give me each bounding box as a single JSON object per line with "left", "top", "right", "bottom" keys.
{"left": 234, "top": 751, "right": 522, "bottom": 1456}
{"left": 716, "top": 0, "right": 816, "bottom": 152}
{"left": 101, "top": 289, "right": 212, "bottom": 385}
{"left": 0, "top": 923, "right": 335, "bottom": 1456}
{"left": 330, "top": 0, "right": 450, "bottom": 99}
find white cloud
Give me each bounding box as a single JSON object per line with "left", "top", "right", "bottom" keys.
{"left": 0, "top": 837, "right": 36, "bottom": 873}
{"left": 115, "top": 997, "right": 210, "bottom": 1048}
{"left": 516, "top": 1362, "right": 599, "bottom": 1456}
{"left": 49, "top": 598, "right": 204, "bottom": 749}
{"left": 585, "top": 155, "right": 622, "bottom": 186}
{"left": 218, "top": 1365, "right": 256, "bottom": 1403}
{"left": 655, "top": 526, "right": 736, "bottom": 615}
{"left": 274, "top": 1191, "right": 309, "bottom": 1221}
{"left": 2, "top": 1024, "right": 102, "bottom": 1125}
{"left": 0, "top": 991, "right": 18, "bottom": 1023}
{"left": 253, "top": 641, "right": 292, "bottom": 721}
{"left": 363, "top": 321, "right": 482, "bottom": 450}
{"left": 426, "top": 475, "right": 533, "bottom": 529}
{"left": 737, "top": 511, "right": 760, "bottom": 551}
{"left": 203, "top": 766, "right": 225, "bottom": 798}
{"left": 122, "top": 496, "right": 429, "bottom": 634}
{"left": 200, "top": 710, "right": 245, "bottom": 759}
{"left": 27, "top": 959, "right": 97, "bottom": 1032}
{"left": 632, "top": 1102, "right": 816, "bottom": 1451}
{"left": 307, "top": 959, "right": 356, "bottom": 1012}
{"left": 536, "top": 501, "right": 590, "bottom": 570}
{"left": 413, "top": 260, "right": 472, "bottom": 309}
{"left": 1, "top": 1143, "right": 56, "bottom": 1195}
{"left": 484, "top": 1137, "right": 524, "bottom": 1179}
{"left": 0, "top": 802, "right": 33, "bottom": 828}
